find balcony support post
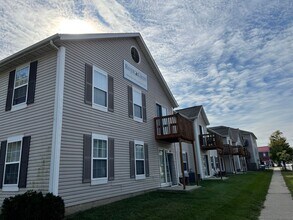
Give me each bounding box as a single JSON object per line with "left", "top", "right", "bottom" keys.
{"left": 191, "top": 141, "right": 199, "bottom": 186}
{"left": 217, "top": 149, "right": 223, "bottom": 180}
{"left": 179, "top": 139, "right": 186, "bottom": 190}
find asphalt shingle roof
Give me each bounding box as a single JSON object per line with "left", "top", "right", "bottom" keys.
{"left": 176, "top": 105, "right": 202, "bottom": 119}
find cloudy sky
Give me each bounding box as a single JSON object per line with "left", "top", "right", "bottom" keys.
{"left": 0, "top": 0, "right": 292, "bottom": 146}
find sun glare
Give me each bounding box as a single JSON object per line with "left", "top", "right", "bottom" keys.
{"left": 57, "top": 19, "right": 98, "bottom": 34}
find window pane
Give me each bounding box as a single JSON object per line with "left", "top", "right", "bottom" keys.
{"left": 134, "top": 104, "right": 142, "bottom": 118}
{"left": 94, "top": 88, "right": 107, "bottom": 107}
{"left": 136, "top": 160, "right": 145, "bottom": 175}
{"left": 6, "top": 141, "right": 21, "bottom": 162}
{"left": 15, "top": 66, "right": 29, "bottom": 87}
{"left": 135, "top": 144, "right": 144, "bottom": 159}
{"left": 93, "top": 139, "right": 107, "bottom": 158}
{"left": 93, "top": 159, "right": 107, "bottom": 178}
{"left": 133, "top": 90, "right": 142, "bottom": 105}
{"left": 13, "top": 85, "right": 27, "bottom": 105}
{"left": 94, "top": 71, "right": 107, "bottom": 91}
{"left": 4, "top": 163, "right": 19, "bottom": 184}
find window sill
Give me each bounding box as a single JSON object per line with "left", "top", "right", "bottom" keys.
{"left": 11, "top": 103, "right": 27, "bottom": 111}
{"left": 134, "top": 117, "right": 143, "bottom": 123}
{"left": 135, "top": 174, "right": 146, "bottom": 180}
{"left": 91, "top": 178, "right": 108, "bottom": 185}
{"left": 2, "top": 185, "right": 19, "bottom": 192}
{"left": 92, "top": 104, "right": 108, "bottom": 112}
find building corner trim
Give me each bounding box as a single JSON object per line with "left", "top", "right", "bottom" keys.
{"left": 49, "top": 46, "right": 66, "bottom": 195}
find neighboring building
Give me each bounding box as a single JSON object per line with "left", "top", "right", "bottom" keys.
{"left": 258, "top": 146, "right": 270, "bottom": 166}
{"left": 240, "top": 130, "right": 260, "bottom": 170}
{"left": 209, "top": 126, "right": 248, "bottom": 173}
{"left": 0, "top": 33, "right": 185, "bottom": 212}
{"left": 175, "top": 106, "right": 224, "bottom": 180}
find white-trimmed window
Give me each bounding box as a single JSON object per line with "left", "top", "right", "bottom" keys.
{"left": 133, "top": 88, "right": 142, "bottom": 122}
{"left": 92, "top": 134, "right": 108, "bottom": 185}
{"left": 3, "top": 136, "right": 23, "bottom": 191}
{"left": 12, "top": 64, "right": 30, "bottom": 109}
{"left": 93, "top": 66, "right": 108, "bottom": 112}
{"left": 182, "top": 152, "right": 189, "bottom": 172}
{"left": 135, "top": 140, "right": 145, "bottom": 179}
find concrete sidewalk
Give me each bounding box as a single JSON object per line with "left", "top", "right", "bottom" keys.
{"left": 259, "top": 167, "right": 293, "bottom": 220}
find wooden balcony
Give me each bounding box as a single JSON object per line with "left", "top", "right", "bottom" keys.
{"left": 154, "top": 113, "right": 194, "bottom": 143}
{"left": 243, "top": 148, "right": 251, "bottom": 159}
{"left": 220, "top": 144, "right": 232, "bottom": 155}
{"left": 199, "top": 133, "right": 223, "bottom": 151}
{"left": 232, "top": 146, "right": 245, "bottom": 156}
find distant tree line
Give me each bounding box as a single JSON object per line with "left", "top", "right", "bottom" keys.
{"left": 269, "top": 130, "right": 293, "bottom": 170}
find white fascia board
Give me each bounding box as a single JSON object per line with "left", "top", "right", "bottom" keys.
{"left": 59, "top": 33, "right": 141, "bottom": 41}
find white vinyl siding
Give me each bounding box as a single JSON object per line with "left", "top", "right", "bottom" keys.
{"left": 12, "top": 64, "right": 30, "bottom": 110}
{"left": 92, "top": 134, "right": 108, "bottom": 185}
{"left": 133, "top": 88, "right": 142, "bottom": 122}
{"left": 93, "top": 66, "right": 108, "bottom": 112}
{"left": 135, "top": 140, "right": 145, "bottom": 179}
{"left": 2, "top": 136, "right": 23, "bottom": 192}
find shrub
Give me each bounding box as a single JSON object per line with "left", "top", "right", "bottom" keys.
{"left": 1, "top": 190, "right": 64, "bottom": 220}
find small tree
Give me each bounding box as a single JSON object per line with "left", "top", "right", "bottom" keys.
{"left": 269, "top": 130, "right": 292, "bottom": 169}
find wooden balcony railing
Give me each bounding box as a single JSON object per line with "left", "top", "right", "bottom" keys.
{"left": 199, "top": 133, "right": 223, "bottom": 151}
{"left": 232, "top": 146, "right": 245, "bottom": 156}
{"left": 220, "top": 144, "right": 232, "bottom": 155}
{"left": 243, "top": 148, "right": 251, "bottom": 159}
{"left": 154, "top": 113, "right": 194, "bottom": 142}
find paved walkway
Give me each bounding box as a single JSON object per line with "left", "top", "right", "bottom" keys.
{"left": 259, "top": 167, "right": 293, "bottom": 220}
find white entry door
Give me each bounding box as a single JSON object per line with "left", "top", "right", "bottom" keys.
{"left": 159, "top": 149, "right": 172, "bottom": 186}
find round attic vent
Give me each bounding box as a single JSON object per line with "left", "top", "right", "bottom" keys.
{"left": 131, "top": 46, "right": 140, "bottom": 63}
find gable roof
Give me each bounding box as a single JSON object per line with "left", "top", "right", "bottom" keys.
{"left": 239, "top": 129, "right": 257, "bottom": 140}
{"left": 176, "top": 105, "right": 210, "bottom": 125}
{"left": 0, "top": 33, "right": 178, "bottom": 107}
{"left": 208, "top": 126, "right": 230, "bottom": 137}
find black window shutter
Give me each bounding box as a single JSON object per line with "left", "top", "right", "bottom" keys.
{"left": 85, "top": 64, "right": 93, "bottom": 105}
{"left": 128, "top": 86, "right": 133, "bottom": 118}
{"left": 186, "top": 152, "right": 189, "bottom": 171}
{"left": 5, "top": 70, "right": 15, "bottom": 111}
{"left": 129, "top": 141, "right": 135, "bottom": 178}
{"left": 0, "top": 141, "right": 7, "bottom": 188}
{"left": 108, "top": 76, "right": 114, "bottom": 112}
{"left": 18, "top": 136, "right": 31, "bottom": 188}
{"left": 144, "top": 143, "right": 149, "bottom": 177}
{"left": 27, "top": 61, "right": 38, "bottom": 105}
{"left": 142, "top": 93, "right": 147, "bottom": 122}
{"left": 83, "top": 134, "right": 92, "bottom": 183}
{"left": 108, "top": 138, "right": 114, "bottom": 181}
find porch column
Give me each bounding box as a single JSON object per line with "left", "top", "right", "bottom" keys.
{"left": 191, "top": 141, "right": 199, "bottom": 186}
{"left": 179, "top": 139, "right": 186, "bottom": 190}
{"left": 217, "top": 149, "right": 223, "bottom": 180}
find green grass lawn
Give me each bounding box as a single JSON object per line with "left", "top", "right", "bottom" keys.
{"left": 67, "top": 171, "right": 272, "bottom": 220}
{"left": 281, "top": 170, "right": 293, "bottom": 198}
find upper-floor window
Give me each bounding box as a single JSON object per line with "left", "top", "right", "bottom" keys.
{"left": 133, "top": 88, "right": 142, "bottom": 121}
{"left": 5, "top": 61, "right": 38, "bottom": 112}
{"left": 127, "top": 86, "right": 146, "bottom": 122}
{"left": 85, "top": 63, "right": 114, "bottom": 112}
{"left": 13, "top": 65, "right": 29, "bottom": 106}
{"left": 93, "top": 66, "right": 108, "bottom": 112}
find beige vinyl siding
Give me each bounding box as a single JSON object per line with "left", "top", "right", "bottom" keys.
{"left": 59, "top": 38, "right": 173, "bottom": 207}
{"left": 0, "top": 52, "right": 57, "bottom": 203}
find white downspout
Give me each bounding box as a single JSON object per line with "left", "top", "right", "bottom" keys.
{"left": 49, "top": 42, "right": 66, "bottom": 195}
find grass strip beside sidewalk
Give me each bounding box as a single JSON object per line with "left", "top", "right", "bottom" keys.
{"left": 68, "top": 171, "right": 272, "bottom": 220}
{"left": 281, "top": 170, "right": 293, "bottom": 198}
